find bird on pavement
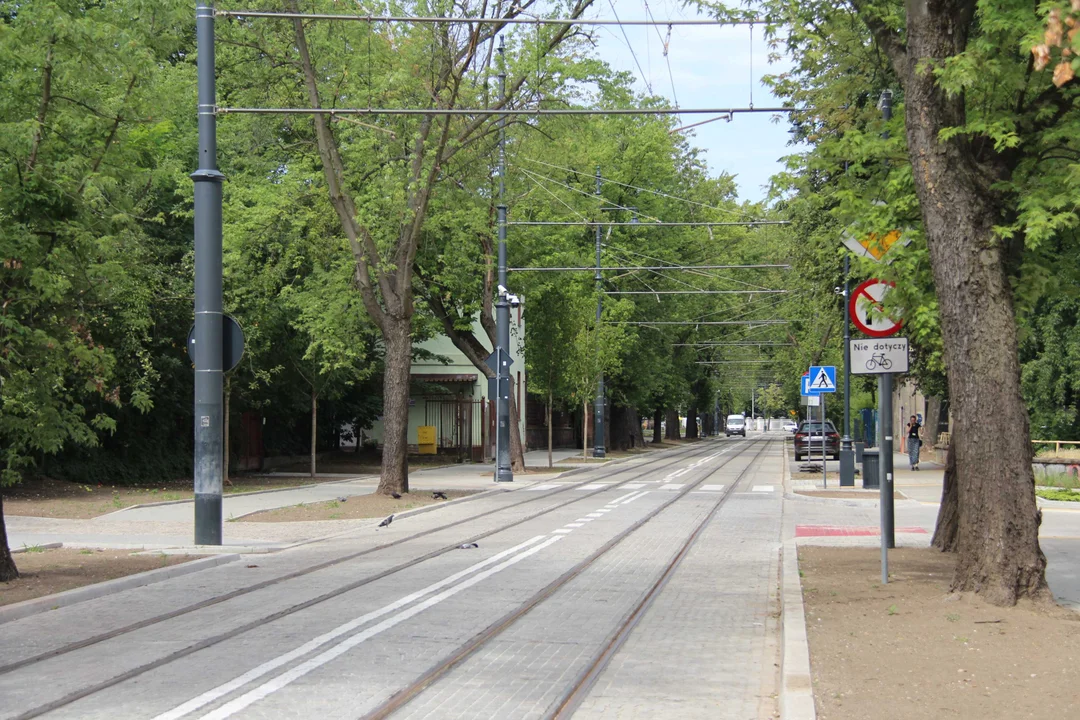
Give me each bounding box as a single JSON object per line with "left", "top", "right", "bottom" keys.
{"left": 391, "top": 492, "right": 402, "bottom": 499}
{"left": 378, "top": 514, "right": 394, "bottom": 528}
{"left": 336, "top": 497, "right": 347, "bottom": 503}
{"left": 458, "top": 543, "right": 478, "bottom": 549}
{"left": 432, "top": 491, "right": 448, "bottom": 500}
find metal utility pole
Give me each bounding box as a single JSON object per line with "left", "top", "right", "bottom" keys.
{"left": 879, "top": 88, "right": 896, "bottom": 577}
{"left": 592, "top": 166, "right": 606, "bottom": 458}
{"left": 840, "top": 255, "right": 855, "bottom": 486}
{"left": 494, "top": 37, "right": 513, "bottom": 482}
{"left": 192, "top": 1, "right": 225, "bottom": 545}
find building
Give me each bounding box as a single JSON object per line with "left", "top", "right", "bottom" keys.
{"left": 361, "top": 308, "right": 526, "bottom": 461}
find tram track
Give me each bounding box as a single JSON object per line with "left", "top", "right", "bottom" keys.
{"left": 3, "top": 438, "right": 741, "bottom": 720}
{"left": 363, "top": 438, "right": 773, "bottom": 719}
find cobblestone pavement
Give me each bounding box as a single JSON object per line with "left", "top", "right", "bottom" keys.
{"left": 0, "top": 435, "right": 788, "bottom": 720}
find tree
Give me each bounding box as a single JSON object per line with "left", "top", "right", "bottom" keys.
{"left": 755, "top": 0, "right": 1080, "bottom": 604}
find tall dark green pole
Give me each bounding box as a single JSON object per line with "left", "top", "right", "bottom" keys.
{"left": 840, "top": 254, "right": 855, "bottom": 485}
{"left": 593, "top": 167, "right": 606, "bottom": 458}
{"left": 192, "top": 1, "right": 225, "bottom": 544}
{"left": 879, "top": 88, "right": 896, "bottom": 582}
{"left": 495, "top": 37, "right": 513, "bottom": 482}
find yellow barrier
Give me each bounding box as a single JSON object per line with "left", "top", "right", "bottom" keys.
{"left": 418, "top": 425, "right": 437, "bottom": 455}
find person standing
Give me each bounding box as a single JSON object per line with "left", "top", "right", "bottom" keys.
{"left": 906, "top": 415, "right": 922, "bottom": 470}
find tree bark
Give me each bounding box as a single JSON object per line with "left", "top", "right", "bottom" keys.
{"left": 632, "top": 411, "right": 645, "bottom": 448}
{"left": 863, "top": 0, "right": 1050, "bottom": 604}
{"left": 665, "top": 409, "right": 680, "bottom": 440}
{"left": 582, "top": 401, "right": 588, "bottom": 457}
{"left": 547, "top": 391, "right": 553, "bottom": 468}
{"left": 310, "top": 389, "right": 318, "bottom": 480}
{"left": 686, "top": 406, "right": 699, "bottom": 439}
{"left": 377, "top": 320, "right": 411, "bottom": 495}
{"left": 932, "top": 442, "right": 960, "bottom": 553}
{"left": 652, "top": 408, "right": 663, "bottom": 444}
{"left": 0, "top": 494, "right": 17, "bottom": 581}
{"left": 508, "top": 378, "right": 525, "bottom": 472}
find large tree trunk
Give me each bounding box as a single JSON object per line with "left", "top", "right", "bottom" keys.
{"left": 665, "top": 409, "right": 680, "bottom": 440}
{"left": 310, "top": 389, "right": 318, "bottom": 480}
{"left": 0, "top": 494, "right": 17, "bottom": 581}
{"left": 508, "top": 378, "right": 525, "bottom": 472}
{"left": 652, "top": 408, "right": 663, "bottom": 444}
{"left": 881, "top": 2, "right": 1048, "bottom": 604}
{"left": 686, "top": 406, "right": 699, "bottom": 439}
{"left": 377, "top": 320, "right": 411, "bottom": 495}
{"left": 932, "top": 442, "right": 960, "bottom": 553}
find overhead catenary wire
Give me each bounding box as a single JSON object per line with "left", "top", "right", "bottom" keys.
{"left": 606, "top": 0, "right": 653, "bottom": 95}
{"left": 509, "top": 264, "right": 789, "bottom": 271}
{"left": 507, "top": 220, "right": 790, "bottom": 226}
{"left": 214, "top": 10, "right": 766, "bottom": 26}
{"left": 215, "top": 106, "right": 793, "bottom": 116}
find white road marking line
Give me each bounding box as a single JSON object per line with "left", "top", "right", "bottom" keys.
{"left": 752, "top": 485, "right": 775, "bottom": 493}
{"left": 153, "top": 535, "right": 552, "bottom": 720}
{"left": 700, "top": 484, "right": 726, "bottom": 492}
{"left": 524, "top": 484, "right": 559, "bottom": 492}
{"left": 565, "top": 523, "right": 585, "bottom": 528}
{"left": 620, "top": 483, "right": 646, "bottom": 490}
{"left": 553, "top": 528, "right": 574, "bottom": 534}
{"left": 660, "top": 483, "right": 684, "bottom": 491}
{"left": 576, "top": 518, "right": 594, "bottom": 522}
{"left": 577, "top": 483, "right": 614, "bottom": 490}
{"left": 586, "top": 512, "right": 604, "bottom": 518}
{"left": 611, "top": 491, "right": 638, "bottom": 503}
{"left": 621, "top": 491, "right": 650, "bottom": 505}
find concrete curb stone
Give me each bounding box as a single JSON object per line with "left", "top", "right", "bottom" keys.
{"left": 780, "top": 440, "right": 817, "bottom": 720}
{"left": 10, "top": 542, "right": 63, "bottom": 554}
{"left": 0, "top": 553, "right": 241, "bottom": 626}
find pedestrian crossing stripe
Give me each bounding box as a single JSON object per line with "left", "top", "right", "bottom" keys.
{"left": 810, "top": 367, "right": 835, "bottom": 390}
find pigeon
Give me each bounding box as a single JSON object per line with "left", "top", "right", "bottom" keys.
{"left": 378, "top": 514, "right": 394, "bottom": 528}
{"left": 336, "top": 496, "right": 348, "bottom": 503}
{"left": 458, "top": 543, "right": 479, "bottom": 549}
{"left": 391, "top": 492, "right": 402, "bottom": 499}
{"left": 432, "top": 491, "right": 448, "bottom": 500}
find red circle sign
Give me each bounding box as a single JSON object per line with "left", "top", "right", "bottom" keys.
{"left": 850, "top": 278, "right": 903, "bottom": 338}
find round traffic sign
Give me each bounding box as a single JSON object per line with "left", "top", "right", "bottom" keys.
{"left": 186, "top": 314, "right": 245, "bottom": 372}
{"left": 850, "top": 278, "right": 902, "bottom": 338}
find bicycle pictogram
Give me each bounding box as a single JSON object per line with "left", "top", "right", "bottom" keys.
{"left": 865, "top": 352, "right": 893, "bottom": 371}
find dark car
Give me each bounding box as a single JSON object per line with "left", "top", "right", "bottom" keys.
{"left": 794, "top": 420, "right": 840, "bottom": 461}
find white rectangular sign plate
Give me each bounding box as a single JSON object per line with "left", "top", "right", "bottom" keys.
{"left": 850, "top": 337, "right": 909, "bottom": 375}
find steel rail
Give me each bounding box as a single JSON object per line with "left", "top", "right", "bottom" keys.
{"left": 4, "top": 442, "right": 731, "bottom": 720}
{"left": 362, "top": 439, "right": 769, "bottom": 719}
{"left": 549, "top": 440, "right": 775, "bottom": 718}
{"left": 215, "top": 10, "right": 763, "bottom": 26}
{"left": 0, "top": 440, "right": 716, "bottom": 679}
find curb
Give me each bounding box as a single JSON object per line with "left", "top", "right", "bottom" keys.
{"left": 0, "top": 553, "right": 242, "bottom": 626}
{"left": 93, "top": 475, "right": 378, "bottom": 519}
{"left": 11, "top": 542, "right": 63, "bottom": 554}
{"left": 780, "top": 443, "right": 817, "bottom": 720}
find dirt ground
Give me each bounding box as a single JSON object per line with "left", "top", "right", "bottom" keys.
{"left": 239, "top": 489, "right": 477, "bottom": 522}
{"left": 3, "top": 475, "right": 328, "bottom": 519}
{"left": 799, "top": 546, "right": 1080, "bottom": 720}
{"left": 1, "top": 548, "right": 194, "bottom": 607}
{"left": 277, "top": 451, "right": 453, "bottom": 475}
{"left": 795, "top": 490, "right": 905, "bottom": 500}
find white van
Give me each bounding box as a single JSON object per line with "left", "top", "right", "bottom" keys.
{"left": 725, "top": 415, "right": 746, "bottom": 437}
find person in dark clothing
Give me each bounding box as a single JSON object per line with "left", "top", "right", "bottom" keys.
{"left": 906, "top": 415, "right": 922, "bottom": 470}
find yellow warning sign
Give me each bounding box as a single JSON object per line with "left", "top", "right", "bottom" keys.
{"left": 843, "top": 228, "right": 905, "bottom": 263}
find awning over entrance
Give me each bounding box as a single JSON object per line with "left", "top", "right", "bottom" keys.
{"left": 411, "top": 373, "right": 478, "bottom": 383}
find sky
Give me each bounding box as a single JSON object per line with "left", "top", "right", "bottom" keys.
{"left": 586, "top": 0, "right": 797, "bottom": 204}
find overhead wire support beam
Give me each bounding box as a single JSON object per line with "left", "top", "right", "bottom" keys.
{"left": 507, "top": 221, "right": 791, "bottom": 227}
{"left": 606, "top": 290, "right": 787, "bottom": 295}
{"left": 215, "top": 107, "right": 795, "bottom": 117}
{"left": 605, "top": 320, "right": 790, "bottom": 326}
{"left": 697, "top": 361, "right": 774, "bottom": 364}
{"left": 215, "top": 10, "right": 765, "bottom": 26}
{"left": 510, "top": 264, "right": 790, "bottom": 272}
{"left": 674, "top": 342, "right": 794, "bottom": 346}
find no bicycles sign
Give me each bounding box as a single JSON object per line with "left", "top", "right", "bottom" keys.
{"left": 850, "top": 337, "right": 909, "bottom": 375}
{"left": 850, "top": 278, "right": 903, "bottom": 338}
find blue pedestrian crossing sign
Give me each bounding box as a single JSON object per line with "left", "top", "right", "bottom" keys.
{"left": 807, "top": 366, "right": 837, "bottom": 393}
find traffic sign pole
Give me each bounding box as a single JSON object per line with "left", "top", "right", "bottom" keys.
{"left": 840, "top": 257, "right": 855, "bottom": 487}
{"left": 879, "top": 89, "right": 895, "bottom": 584}
{"left": 822, "top": 392, "right": 827, "bottom": 489}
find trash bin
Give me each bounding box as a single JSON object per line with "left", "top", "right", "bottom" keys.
{"left": 862, "top": 448, "right": 879, "bottom": 489}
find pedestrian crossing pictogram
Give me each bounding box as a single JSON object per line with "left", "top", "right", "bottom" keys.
{"left": 806, "top": 365, "right": 837, "bottom": 393}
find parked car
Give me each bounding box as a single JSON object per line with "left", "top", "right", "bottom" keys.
{"left": 783, "top": 419, "right": 798, "bottom": 433}
{"left": 725, "top": 414, "right": 746, "bottom": 437}
{"left": 794, "top": 420, "right": 840, "bottom": 460}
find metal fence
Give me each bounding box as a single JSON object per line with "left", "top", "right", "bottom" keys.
{"left": 424, "top": 398, "right": 485, "bottom": 462}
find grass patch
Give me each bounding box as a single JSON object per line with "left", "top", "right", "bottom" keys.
{"left": 1036, "top": 488, "right": 1080, "bottom": 502}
